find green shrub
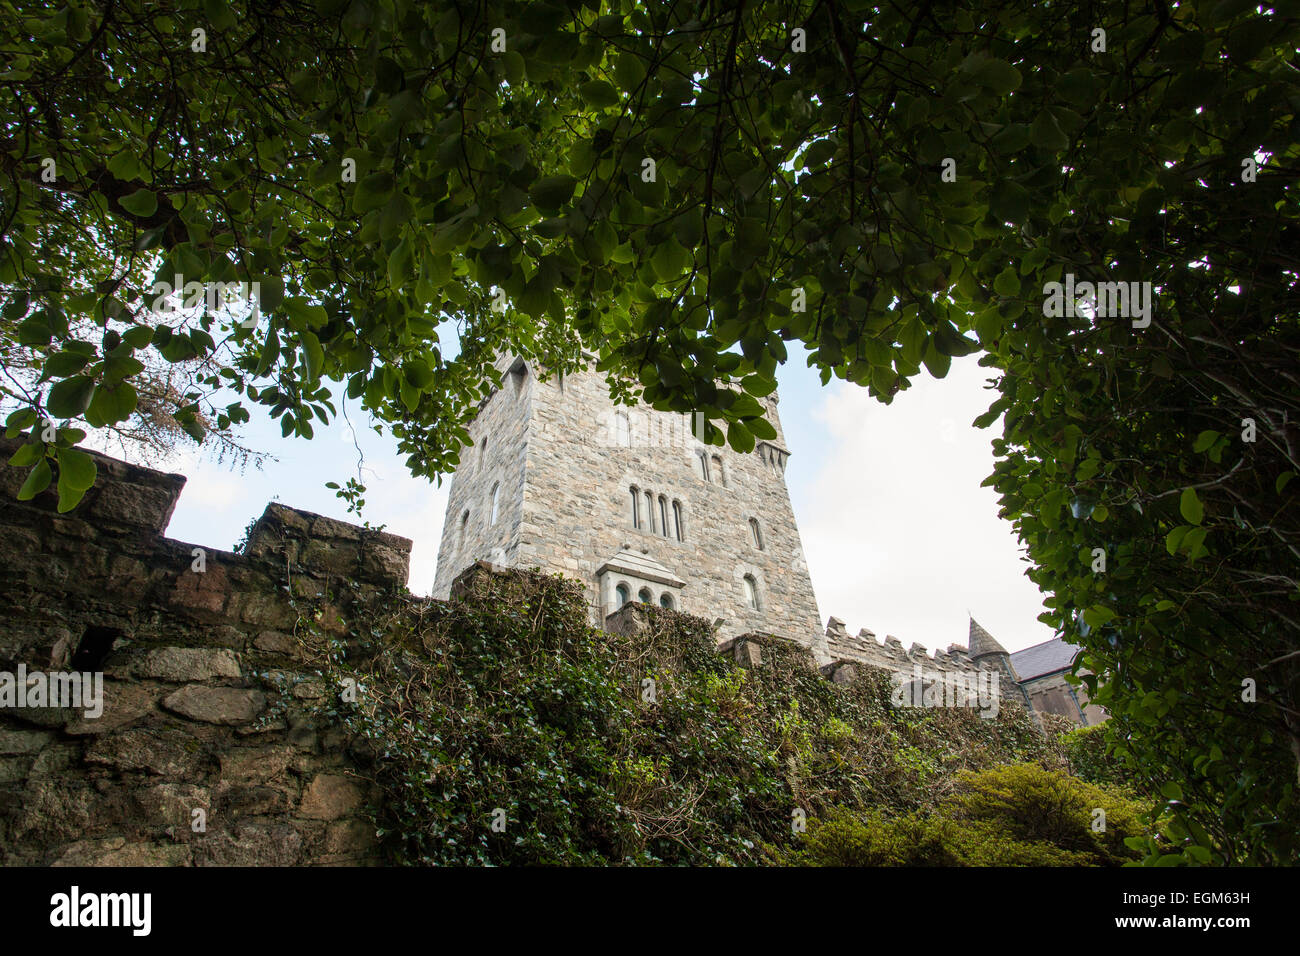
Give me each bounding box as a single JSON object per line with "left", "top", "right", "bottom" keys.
{"left": 945, "top": 763, "right": 1145, "bottom": 865}
{"left": 783, "top": 806, "right": 1097, "bottom": 866}
{"left": 298, "top": 565, "right": 1154, "bottom": 865}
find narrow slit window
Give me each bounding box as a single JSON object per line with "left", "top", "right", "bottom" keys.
{"left": 659, "top": 496, "right": 669, "bottom": 537}
{"left": 490, "top": 482, "right": 500, "bottom": 526}
{"left": 672, "top": 501, "right": 683, "bottom": 541}
{"left": 645, "top": 491, "right": 655, "bottom": 533}
{"left": 631, "top": 486, "right": 640, "bottom": 529}
{"left": 744, "top": 574, "right": 759, "bottom": 611}
{"left": 749, "top": 518, "right": 763, "bottom": 550}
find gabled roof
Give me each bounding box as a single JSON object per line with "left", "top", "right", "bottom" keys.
{"left": 596, "top": 548, "right": 686, "bottom": 589}
{"left": 1010, "top": 637, "right": 1082, "bottom": 680}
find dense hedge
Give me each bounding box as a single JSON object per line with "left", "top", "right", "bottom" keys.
{"left": 302, "top": 565, "right": 1144, "bottom": 865}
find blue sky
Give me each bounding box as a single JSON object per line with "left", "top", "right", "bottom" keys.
{"left": 151, "top": 348, "right": 1056, "bottom": 656}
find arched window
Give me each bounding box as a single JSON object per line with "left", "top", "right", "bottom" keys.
{"left": 749, "top": 517, "right": 763, "bottom": 550}
{"left": 645, "top": 491, "right": 656, "bottom": 533}
{"left": 711, "top": 455, "right": 725, "bottom": 487}
{"left": 672, "top": 500, "right": 684, "bottom": 541}
{"left": 480, "top": 437, "right": 488, "bottom": 466}
{"left": 630, "top": 486, "right": 640, "bottom": 529}
{"left": 615, "top": 583, "right": 630, "bottom": 608}
{"left": 458, "top": 510, "right": 469, "bottom": 550}
{"left": 490, "top": 482, "right": 500, "bottom": 526}
{"left": 659, "top": 593, "right": 675, "bottom": 610}
{"left": 694, "top": 451, "right": 710, "bottom": 482}
{"left": 743, "top": 574, "right": 759, "bottom": 611}
{"left": 638, "top": 587, "right": 653, "bottom": 604}
{"left": 659, "top": 495, "right": 669, "bottom": 537}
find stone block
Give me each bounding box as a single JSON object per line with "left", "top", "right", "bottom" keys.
{"left": 85, "top": 727, "right": 205, "bottom": 777}
{"left": 162, "top": 686, "right": 266, "bottom": 726}
{"left": 137, "top": 647, "right": 242, "bottom": 682}
{"left": 298, "top": 773, "right": 364, "bottom": 820}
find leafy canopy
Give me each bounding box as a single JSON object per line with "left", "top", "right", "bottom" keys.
{"left": 2, "top": 0, "right": 1298, "bottom": 862}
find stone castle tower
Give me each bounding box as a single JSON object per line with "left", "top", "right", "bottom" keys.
{"left": 432, "top": 355, "right": 824, "bottom": 646}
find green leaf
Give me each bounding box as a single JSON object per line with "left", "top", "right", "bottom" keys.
{"left": 726, "top": 420, "right": 755, "bottom": 454}
{"left": 972, "top": 58, "right": 1022, "bottom": 95}
{"left": 8, "top": 441, "right": 44, "bottom": 467}
{"left": 85, "top": 382, "right": 139, "bottom": 427}
{"left": 119, "top": 188, "right": 158, "bottom": 218}
{"left": 46, "top": 376, "right": 96, "bottom": 418}
{"left": 990, "top": 180, "right": 1030, "bottom": 224}
{"left": 1029, "top": 111, "right": 1069, "bottom": 151}
{"left": 529, "top": 175, "right": 577, "bottom": 212}
{"left": 56, "top": 446, "right": 97, "bottom": 491}
{"left": 1179, "top": 487, "right": 1204, "bottom": 525}
{"left": 922, "top": 339, "right": 951, "bottom": 378}
{"left": 579, "top": 80, "right": 620, "bottom": 108}
{"left": 741, "top": 374, "right": 777, "bottom": 397}
{"left": 302, "top": 332, "right": 324, "bottom": 382}
{"left": 993, "top": 267, "right": 1021, "bottom": 297}
{"left": 1192, "top": 430, "right": 1219, "bottom": 453}
{"left": 17, "top": 459, "right": 52, "bottom": 500}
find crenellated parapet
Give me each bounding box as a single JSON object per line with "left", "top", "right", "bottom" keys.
{"left": 818, "top": 614, "right": 1026, "bottom": 708}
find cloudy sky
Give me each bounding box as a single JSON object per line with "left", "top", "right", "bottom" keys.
{"left": 117, "top": 348, "right": 1056, "bottom": 657}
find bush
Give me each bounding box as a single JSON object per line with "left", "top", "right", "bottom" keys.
{"left": 785, "top": 765, "right": 1145, "bottom": 866}
{"left": 945, "top": 763, "right": 1145, "bottom": 865}
{"left": 300, "top": 565, "right": 1154, "bottom": 865}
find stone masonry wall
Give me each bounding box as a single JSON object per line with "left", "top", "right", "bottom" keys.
{"left": 432, "top": 354, "right": 533, "bottom": 598}
{"left": 433, "top": 358, "right": 825, "bottom": 647}
{"left": 0, "top": 436, "right": 411, "bottom": 866}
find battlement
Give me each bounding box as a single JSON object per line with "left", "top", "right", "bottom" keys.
{"left": 819, "top": 614, "right": 1024, "bottom": 704}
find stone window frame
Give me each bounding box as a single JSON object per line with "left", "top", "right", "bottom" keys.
{"left": 743, "top": 573, "right": 761, "bottom": 611}
{"left": 489, "top": 481, "right": 500, "bottom": 526}
{"left": 711, "top": 454, "right": 726, "bottom": 487}
{"left": 638, "top": 586, "right": 654, "bottom": 604}
{"left": 625, "top": 475, "right": 688, "bottom": 546}
{"left": 694, "top": 450, "right": 710, "bottom": 482}
{"left": 458, "top": 509, "right": 470, "bottom": 552}
{"left": 748, "top": 516, "right": 764, "bottom": 550}
{"left": 659, "top": 592, "right": 675, "bottom": 610}
{"left": 615, "top": 582, "right": 631, "bottom": 608}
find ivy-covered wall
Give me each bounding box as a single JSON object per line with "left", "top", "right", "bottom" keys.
{"left": 1, "top": 439, "right": 1119, "bottom": 866}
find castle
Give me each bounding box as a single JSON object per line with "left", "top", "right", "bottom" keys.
{"left": 432, "top": 357, "right": 1105, "bottom": 728}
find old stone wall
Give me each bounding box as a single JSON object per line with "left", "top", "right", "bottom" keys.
{"left": 0, "top": 436, "right": 411, "bottom": 866}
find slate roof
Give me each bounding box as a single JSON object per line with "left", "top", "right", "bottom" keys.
{"left": 967, "top": 617, "right": 1009, "bottom": 658}
{"left": 1010, "top": 637, "right": 1081, "bottom": 680}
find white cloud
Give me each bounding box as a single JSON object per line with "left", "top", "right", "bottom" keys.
{"left": 798, "top": 356, "right": 1055, "bottom": 655}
